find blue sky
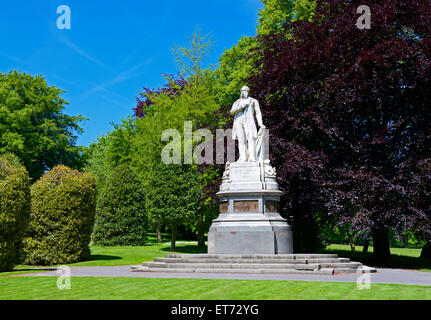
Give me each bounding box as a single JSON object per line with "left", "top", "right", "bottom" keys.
{"left": 0, "top": 0, "right": 263, "bottom": 147}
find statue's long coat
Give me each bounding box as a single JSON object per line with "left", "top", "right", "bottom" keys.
{"left": 231, "top": 97, "right": 262, "bottom": 140}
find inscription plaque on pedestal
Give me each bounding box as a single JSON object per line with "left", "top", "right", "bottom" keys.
{"left": 234, "top": 200, "right": 258, "bottom": 213}
{"left": 265, "top": 200, "right": 279, "bottom": 213}
{"left": 220, "top": 202, "right": 228, "bottom": 214}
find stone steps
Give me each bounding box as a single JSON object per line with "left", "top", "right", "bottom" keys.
{"left": 132, "top": 254, "right": 377, "bottom": 275}
{"left": 153, "top": 258, "right": 351, "bottom": 264}
{"left": 143, "top": 262, "right": 320, "bottom": 270}
{"left": 165, "top": 254, "right": 339, "bottom": 259}
{"left": 132, "top": 266, "right": 336, "bottom": 275}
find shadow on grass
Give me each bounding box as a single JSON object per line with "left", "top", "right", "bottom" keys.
{"left": 12, "top": 268, "right": 58, "bottom": 272}
{"left": 85, "top": 254, "right": 122, "bottom": 262}
{"left": 317, "top": 247, "right": 431, "bottom": 271}
{"left": 161, "top": 245, "right": 208, "bottom": 254}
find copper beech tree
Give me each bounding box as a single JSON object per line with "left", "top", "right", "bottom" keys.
{"left": 249, "top": 0, "right": 431, "bottom": 262}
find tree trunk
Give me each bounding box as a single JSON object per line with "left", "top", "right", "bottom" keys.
{"left": 363, "top": 239, "right": 370, "bottom": 253}
{"left": 170, "top": 224, "right": 177, "bottom": 252}
{"left": 155, "top": 216, "right": 162, "bottom": 243}
{"left": 420, "top": 241, "right": 431, "bottom": 259}
{"left": 372, "top": 228, "right": 391, "bottom": 264}
{"left": 349, "top": 234, "right": 355, "bottom": 252}
{"left": 197, "top": 216, "right": 205, "bottom": 247}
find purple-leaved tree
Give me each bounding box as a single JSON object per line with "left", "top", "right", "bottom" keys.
{"left": 249, "top": 0, "right": 431, "bottom": 263}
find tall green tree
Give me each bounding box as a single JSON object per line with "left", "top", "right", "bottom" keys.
{"left": 132, "top": 27, "right": 220, "bottom": 180}
{"left": 292, "top": 0, "right": 317, "bottom": 22}
{"left": 92, "top": 164, "right": 148, "bottom": 246}
{"left": 146, "top": 164, "right": 202, "bottom": 251}
{"left": 213, "top": 0, "right": 316, "bottom": 108}
{"left": 0, "top": 71, "right": 86, "bottom": 181}
{"left": 213, "top": 36, "right": 260, "bottom": 107}
{"left": 257, "top": 0, "right": 295, "bottom": 36}
{"left": 257, "top": 0, "right": 316, "bottom": 36}
{"left": 132, "top": 27, "right": 222, "bottom": 243}
{"left": 84, "top": 117, "right": 137, "bottom": 195}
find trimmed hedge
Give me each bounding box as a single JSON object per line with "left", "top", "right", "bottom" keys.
{"left": 92, "top": 164, "right": 148, "bottom": 246}
{"left": 0, "top": 154, "right": 31, "bottom": 272}
{"left": 22, "top": 166, "right": 97, "bottom": 265}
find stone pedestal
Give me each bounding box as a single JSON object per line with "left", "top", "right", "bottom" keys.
{"left": 208, "top": 161, "right": 293, "bottom": 254}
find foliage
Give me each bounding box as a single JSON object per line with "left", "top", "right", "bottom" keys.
{"left": 132, "top": 28, "right": 220, "bottom": 180}
{"left": 213, "top": 0, "right": 318, "bottom": 107}
{"left": 22, "top": 166, "right": 97, "bottom": 265}
{"left": 173, "top": 26, "right": 214, "bottom": 81}
{"left": 84, "top": 117, "right": 137, "bottom": 195}
{"left": 133, "top": 74, "right": 187, "bottom": 119}
{"left": 249, "top": 0, "right": 431, "bottom": 260}
{"left": 212, "top": 0, "right": 317, "bottom": 107}
{"left": 0, "top": 71, "right": 86, "bottom": 181}
{"left": 145, "top": 164, "right": 203, "bottom": 251}
{"left": 257, "top": 0, "right": 317, "bottom": 36}
{"left": 292, "top": 0, "right": 317, "bottom": 22}
{"left": 213, "top": 36, "right": 260, "bottom": 107}
{"left": 132, "top": 74, "right": 220, "bottom": 179}
{"left": 0, "top": 153, "right": 30, "bottom": 271}
{"left": 92, "top": 164, "right": 148, "bottom": 246}
{"left": 257, "top": 0, "right": 295, "bottom": 36}
{"left": 83, "top": 135, "right": 111, "bottom": 195}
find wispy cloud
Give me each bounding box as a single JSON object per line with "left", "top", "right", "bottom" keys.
{"left": 83, "top": 58, "right": 153, "bottom": 97}
{"left": 0, "top": 50, "right": 32, "bottom": 70}
{"left": 57, "top": 34, "right": 106, "bottom": 68}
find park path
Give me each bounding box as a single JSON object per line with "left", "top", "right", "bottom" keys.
{"left": 13, "top": 265, "right": 431, "bottom": 287}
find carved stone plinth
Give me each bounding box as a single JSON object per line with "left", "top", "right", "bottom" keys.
{"left": 208, "top": 161, "right": 293, "bottom": 254}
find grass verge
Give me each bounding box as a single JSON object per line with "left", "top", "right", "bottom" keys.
{"left": 319, "top": 244, "right": 431, "bottom": 272}
{"left": 0, "top": 277, "right": 430, "bottom": 300}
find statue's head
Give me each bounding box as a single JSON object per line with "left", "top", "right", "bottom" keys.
{"left": 240, "top": 85, "right": 250, "bottom": 98}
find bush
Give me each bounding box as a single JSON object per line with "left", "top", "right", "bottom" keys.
{"left": 92, "top": 164, "right": 148, "bottom": 246}
{"left": 22, "top": 166, "right": 97, "bottom": 265}
{"left": 0, "top": 154, "right": 31, "bottom": 272}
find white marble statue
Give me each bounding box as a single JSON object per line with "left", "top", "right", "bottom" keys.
{"left": 231, "top": 86, "right": 266, "bottom": 162}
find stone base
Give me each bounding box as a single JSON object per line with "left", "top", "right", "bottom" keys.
{"left": 208, "top": 213, "right": 293, "bottom": 254}
{"left": 209, "top": 161, "right": 294, "bottom": 255}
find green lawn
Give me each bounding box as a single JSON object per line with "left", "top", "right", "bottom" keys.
{"left": 320, "top": 244, "right": 431, "bottom": 272}
{"left": 7, "top": 233, "right": 207, "bottom": 272}
{"left": 326, "top": 244, "right": 423, "bottom": 257}
{"left": 2, "top": 240, "right": 430, "bottom": 276}
{"left": 0, "top": 277, "right": 430, "bottom": 300}
{"left": 2, "top": 242, "right": 205, "bottom": 276}
{"left": 1, "top": 240, "right": 431, "bottom": 300}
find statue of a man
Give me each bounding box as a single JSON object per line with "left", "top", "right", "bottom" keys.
{"left": 231, "top": 86, "right": 266, "bottom": 162}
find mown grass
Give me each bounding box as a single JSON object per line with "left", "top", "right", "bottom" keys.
{"left": 319, "top": 244, "right": 431, "bottom": 272}
{"left": 0, "top": 277, "right": 430, "bottom": 300}
{"left": 2, "top": 237, "right": 430, "bottom": 277}
{"left": 3, "top": 233, "right": 206, "bottom": 273}
{"left": 1, "top": 238, "right": 430, "bottom": 300}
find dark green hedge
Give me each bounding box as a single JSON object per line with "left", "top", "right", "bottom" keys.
{"left": 92, "top": 164, "right": 148, "bottom": 246}
{"left": 22, "top": 166, "right": 97, "bottom": 265}
{"left": 0, "top": 154, "right": 31, "bottom": 272}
